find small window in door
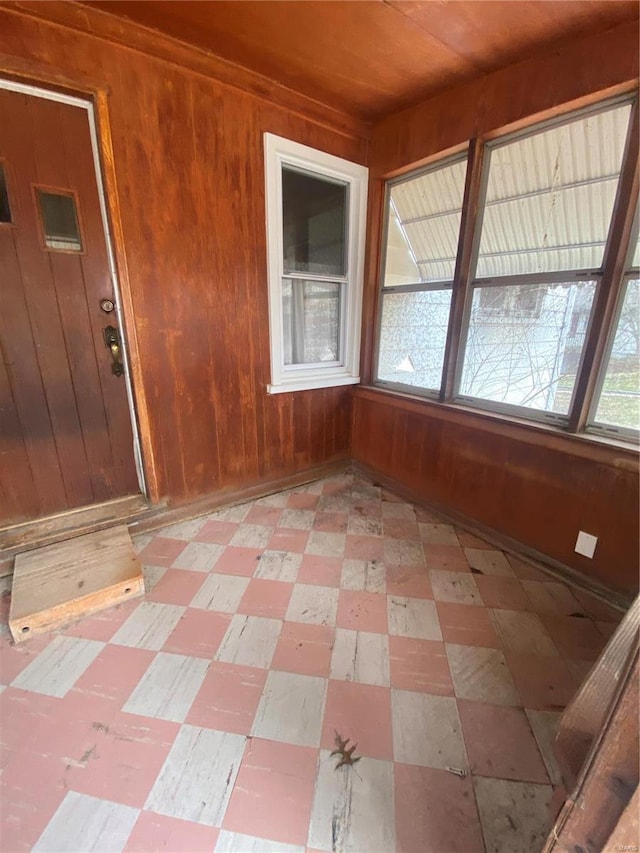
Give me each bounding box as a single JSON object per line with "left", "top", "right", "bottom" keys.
{"left": 35, "top": 188, "right": 83, "bottom": 251}
{"left": 0, "top": 163, "right": 12, "bottom": 224}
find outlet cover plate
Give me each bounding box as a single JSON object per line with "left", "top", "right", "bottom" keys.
{"left": 575, "top": 531, "right": 598, "bottom": 559}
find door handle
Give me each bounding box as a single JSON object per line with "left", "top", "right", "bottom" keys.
{"left": 103, "top": 325, "right": 124, "bottom": 376}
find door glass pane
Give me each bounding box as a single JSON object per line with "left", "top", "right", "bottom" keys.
{"left": 36, "top": 189, "right": 82, "bottom": 251}
{"left": 377, "top": 289, "right": 452, "bottom": 390}
{"left": 282, "top": 167, "right": 347, "bottom": 276}
{"left": 283, "top": 279, "right": 341, "bottom": 365}
{"left": 476, "top": 103, "right": 631, "bottom": 277}
{"left": 383, "top": 157, "right": 467, "bottom": 285}
{"left": 0, "top": 163, "right": 11, "bottom": 223}
{"left": 593, "top": 279, "right": 640, "bottom": 431}
{"left": 460, "top": 280, "right": 596, "bottom": 415}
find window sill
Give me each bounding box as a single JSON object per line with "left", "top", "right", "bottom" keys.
{"left": 267, "top": 375, "right": 360, "bottom": 394}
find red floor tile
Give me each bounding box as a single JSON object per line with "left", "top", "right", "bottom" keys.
{"left": 0, "top": 632, "right": 54, "bottom": 685}
{"left": 344, "top": 535, "right": 385, "bottom": 561}
{"left": 458, "top": 699, "right": 549, "bottom": 783}
{"left": 238, "top": 578, "right": 293, "bottom": 619}
{"left": 271, "top": 622, "right": 334, "bottom": 678}
{"left": 162, "top": 608, "right": 232, "bottom": 658}
{"left": 244, "top": 505, "right": 283, "bottom": 527}
{"left": 336, "top": 589, "right": 388, "bottom": 634}
{"left": 505, "top": 652, "right": 579, "bottom": 710}
{"left": 383, "top": 518, "right": 421, "bottom": 541}
{"left": 214, "top": 547, "right": 264, "bottom": 577}
{"left": 186, "top": 661, "right": 267, "bottom": 735}
{"left": 321, "top": 680, "right": 393, "bottom": 760}
{"left": 386, "top": 565, "right": 433, "bottom": 599}
{"left": 389, "top": 636, "right": 453, "bottom": 695}
{"left": 125, "top": 812, "right": 220, "bottom": 852}
{"left": 394, "top": 763, "right": 485, "bottom": 853}
{"left": 456, "top": 531, "right": 492, "bottom": 549}
{"left": 70, "top": 644, "right": 157, "bottom": 712}
{"left": 62, "top": 598, "right": 140, "bottom": 642}
{"left": 0, "top": 688, "right": 60, "bottom": 768}
{"left": 314, "top": 511, "right": 348, "bottom": 533}
{"left": 436, "top": 602, "right": 501, "bottom": 648}
{"left": 137, "top": 537, "right": 187, "bottom": 566}
{"left": 424, "top": 544, "right": 471, "bottom": 573}
{"left": 287, "top": 492, "right": 320, "bottom": 510}
{"left": 475, "top": 575, "right": 533, "bottom": 611}
{"left": 539, "top": 614, "right": 608, "bottom": 661}
{"left": 297, "top": 555, "right": 344, "bottom": 587}
{"left": 268, "top": 529, "right": 309, "bottom": 553}
{"left": 146, "top": 569, "right": 206, "bottom": 606}
{"left": 223, "top": 738, "right": 318, "bottom": 846}
{"left": 195, "top": 519, "right": 240, "bottom": 545}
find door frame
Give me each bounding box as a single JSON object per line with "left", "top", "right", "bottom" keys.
{"left": 0, "top": 73, "right": 155, "bottom": 504}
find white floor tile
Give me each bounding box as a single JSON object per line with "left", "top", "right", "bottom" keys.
{"left": 383, "top": 539, "right": 424, "bottom": 567}
{"left": 446, "top": 643, "right": 520, "bottom": 706}
{"left": 474, "top": 777, "right": 552, "bottom": 853}
{"left": 490, "top": 609, "right": 558, "bottom": 656}
{"left": 229, "top": 524, "right": 272, "bottom": 549}
{"left": 305, "top": 532, "right": 346, "bottom": 558}
{"left": 346, "top": 515, "right": 383, "bottom": 537}
{"left": 33, "top": 791, "right": 139, "bottom": 852}
{"left": 308, "top": 750, "right": 395, "bottom": 853}
{"left": 381, "top": 501, "right": 416, "bottom": 520}
{"left": 122, "top": 653, "right": 208, "bottom": 722}
{"left": 207, "top": 503, "right": 251, "bottom": 522}
{"left": 525, "top": 710, "right": 563, "bottom": 785}
{"left": 111, "top": 601, "right": 185, "bottom": 650}
{"left": 317, "top": 494, "right": 351, "bottom": 514}
{"left": 286, "top": 584, "right": 339, "bottom": 626}
{"left": 132, "top": 533, "right": 154, "bottom": 554}
{"left": 330, "top": 629, "right": 389, "bottom": 686}
{"left": 215, "top": 615, "right": 281, "bottom": 668}
{"left": 464, "top": 548, "right": 514, "bottom": 576}
{"left": 252, "top": 670, "right": 326, "bottom": 747}
{"left": 387, "top": 596, "right": 442, "bottom": 640}
{"left": 340, "top": 559, "right": 385, "bottom": 593}
{"left": 146, "top": 725, "right": 245, "bottom": 826}
{"left": 279, "top": 508, "right": 317, "bottom": 530}
{"left": 430, "top": 570, "right": 481, "bottom": 605}
{"left": 190, "top": 574, "right": 249, "bottom": 612}
{"left": 160, "top": 517, "right": 207, "bottom": 541}
{"left": 255, "top": 492, "right": 289, "bottom": 508}
{"left": 254, "top": 551, "right": 302, "bottom": 582}
{"left": 143, "top": 565, "right": 167, "bottom": 592}
{"left": 392, "top": 689, "right": 467, "bottom": 769}
{"left": 12, "top": 635, "right": 104, "bottom": 698}
{"left": 215, "top": 831, "right": 304, "bottom": 852}
{"left": 418, "top": 522, "right": 459, "bottom": 545}
{"left": 172, "top": 541, "right": 224, "bottom": 572}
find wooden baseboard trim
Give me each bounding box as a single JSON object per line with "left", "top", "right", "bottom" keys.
{"left": 352, "top": 460, "right": 633, "bottom": 612}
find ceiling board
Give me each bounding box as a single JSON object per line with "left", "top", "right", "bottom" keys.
{"left": 83, "top": 0, "right": 640, "bottom": 120}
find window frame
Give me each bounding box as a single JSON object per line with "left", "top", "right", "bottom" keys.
{"left": 372, "top": 93, "right": 639, "bottom": 443}
{"left": 264, "top": 133, "right": 368, "bottom": 394}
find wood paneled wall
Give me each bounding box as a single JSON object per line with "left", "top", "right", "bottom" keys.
{"left": 0, "top": 3, "right": 366, "bottom": 507}
{"left": 357, "top": 21, "right": 640, "bottom": 594}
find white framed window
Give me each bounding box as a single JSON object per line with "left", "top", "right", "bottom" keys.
{"left": 264, "top": 133, "right": 368, "bottom": 394}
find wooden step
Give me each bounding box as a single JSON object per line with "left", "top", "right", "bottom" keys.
{"left": 9, "top": 524, "right": 144, "bottom": 643}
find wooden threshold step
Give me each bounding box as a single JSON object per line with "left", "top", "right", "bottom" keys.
{"left": 9, "top": 524, "right": 144, "bottom": 643}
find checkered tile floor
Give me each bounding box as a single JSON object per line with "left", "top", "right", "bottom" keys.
{"left": 0, "top": 473, "right": 622, "bottom": 852}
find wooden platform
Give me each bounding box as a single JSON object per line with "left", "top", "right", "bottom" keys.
{"left": 9, "top": 525, "right": 144, "bottom": 643}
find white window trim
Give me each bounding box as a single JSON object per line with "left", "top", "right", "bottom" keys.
{"left": 264, "top": 132, "right": 368, "bottom": 394}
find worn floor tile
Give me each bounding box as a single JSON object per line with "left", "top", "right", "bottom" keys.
{"left": 145, "top": 725, "right": 245, "bottom": 826}
{"left": 308, "top": 751, "right": 395, "bottom": 853}
{"left": 187, "top": 661, "right": 267, "bottom": 735}
{"left": 388, "top": 596, "right": 442, "bottom": 640}
{"left": 305, "top": 532, "right": 346, "bottom": 559}
{"left": 215, "top": 547, "right": 264, "bottom": 577}
{"left": 474, "top": 776, "right": 552, "bottom": 853}
{"left": 447, "top": 644, "right": 520, "bottom": 706}
{"left": 340, "top": 559, "right": 385, "bottom": 593}
{"left": 254, "top": 550, "right": 302, "bottom": 582}
{"left": 521, "top": 580, "right": 584, "bottom": 616}
{"left": 215, "top": 830, "right": 303, "bottom": 852}
{"left": 195, "top": 520, "right": 240, "bottom": 545}
{"left": 122, "top": 653, "right": 208, "bottom": 722}
{"left": 336, "top": 590, "right": 388, "bottom": 634}
{"left": 419, "top": 522, "right": 459, "bottom": 546}
{"left": 252, "top": 671, "right": 326, "bottom": 747}
{"left": 33, "top": 791, "right": 139, "bottom": 852}
{"left": 384, "top": 539, "right": 425, "bottom": 568}
{"left": 126, "top": 812, "right": 220, "bottom": 852}
{"left": 138, "top": 537, "right": 187, "bottom": 567}
{"left": 215, "top": 616, "right": 282, "bottom": 668}
{"left": 344, "top": 535, "right": 385, "bottom": 561}
{"left": 159, "top": 517, "right": 207, "bottom": 541}
{"left": 286, "top": 584, "right": 339, "bottom": 626}
{"left": 162, "top": 609, "right": 232, "bottom": 659}
{"left": 147, "top": 569, "right": 206, "bottom": 607}
{"left": 424, "top": 544, "right": 471, "bottom": 573}
{"left": 297, "top": 555, "right": 344, "bottom": 587}
{"left": 505, "top": 653, "right": 578, "bottom": 710}
{"left": 464, "top": 548, "right": 515, "bottom": 577}
{"left": 271, "top": 622, "right": 335, "bottom": 678}
{"left": 321, "top": 680, "right": 393, "bottom": 760}
{"left": 330, "top": 629, "right": 389, "bottom": 686}
{"left": 490, "top": 609, "right": 558, "bottom": 656}
{"left": 525, "top": 709, "right": 563, "bottom": 786}
{"left": 111, "top": 602, "right": 185, "bottom": 651}
{"left": 171, "top": 541, "right": 224, "bottom": 572}
{"left": 386, "top": 564, "right": 432, "bottom": 599}
{"left": 229, "top": 524, "right": 273, "bottom": 549}
{"left": 539, "top": 613, "right": 607, "bottom": 660}
{"left": 238, "top": 578, "right": 293, "bottom": 620}
{"left": 190, "top": 574, "right": 249, "bottom": 613}
{"left": 475, "top": 575, "right": 533, "bottom": 611}
{"left": 436, "top": 602, "right": 501, "bottom": 648}
{"left": 267, "top": 529, "right": 309, "bottom": 554}
{"left": 391, "top": 689, "right": 466, "bottom": 769}
{"left": 12, "top": 635, "right": 104, "bottom": 698}
{"left": 279, "top": 508, "right": 317, "bottom": 531}
{"left": 389, "top": 636, "right": 453, "bottom": 695}
{"left": 431, "top": 570, "right": 482, "bottom": 605}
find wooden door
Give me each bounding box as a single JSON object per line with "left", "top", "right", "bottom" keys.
{"left": 0, "top": 87, "right": 140, "bottom": 526}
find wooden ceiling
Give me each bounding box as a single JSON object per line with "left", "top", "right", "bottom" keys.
{"left": 84, "top": 1, "right": 639, "bottom": 121}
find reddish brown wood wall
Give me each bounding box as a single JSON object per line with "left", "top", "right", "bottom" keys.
{"left": 356, "top": 22, "right": 640, "bottom": 595}
{"left": 0, "top": 4, "right": 366, "bottom": 507}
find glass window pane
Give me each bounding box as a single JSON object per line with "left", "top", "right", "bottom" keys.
{"left": 377, "top": 289, "right": 452, "bottom": 390}
{"left": 593, "top": 279, "right": 640, "bottom": 431}
{"left": 282, "top": 167, "right": 347, "bottom": 276}
{"left": 460, "top": 281, "right": 596, "bottom": 414}
{"left": 383, "top": 158, "right": 467, "bottom": 285}
{"left": 476, "top": 103, "right": 631, "bottom": 277}
{"left": 36, "top": 189, "right": 82, "bottom": 251}
{"left": 0, "top": 163, "right": 11, "bottom": 223}
{"left": 283, "top": 279, "right": 341, "bottom": 365}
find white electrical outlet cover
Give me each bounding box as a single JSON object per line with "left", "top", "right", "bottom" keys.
{"left": 575, "top": 531, "right": 598, "bottom": 559}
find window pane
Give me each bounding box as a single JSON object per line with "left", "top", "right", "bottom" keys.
{"left": 282, "top": 167, "right": 347, "bottom": 276}
{"left": 383, "top": 158, "right": 467, "bottom": 285}
{"left": 283, "top": 279, "right": 341, "bottom": 365}
{"left": 0, "top": 163, "right": 11, "bottom": 223}
{"left": 460, "top": 281, "right": 596, "bottom": 414}
{"left": 476, "top": 103, "right": 631, "bottom": 277}
{"left": 593, "top": 279, "right": 640, "bottom": 431}
{"left": 36, "top": 189, "right": 82, "bottom": 251}
{"left": 377, "top": 289, "right": 452, "bottom": 390}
